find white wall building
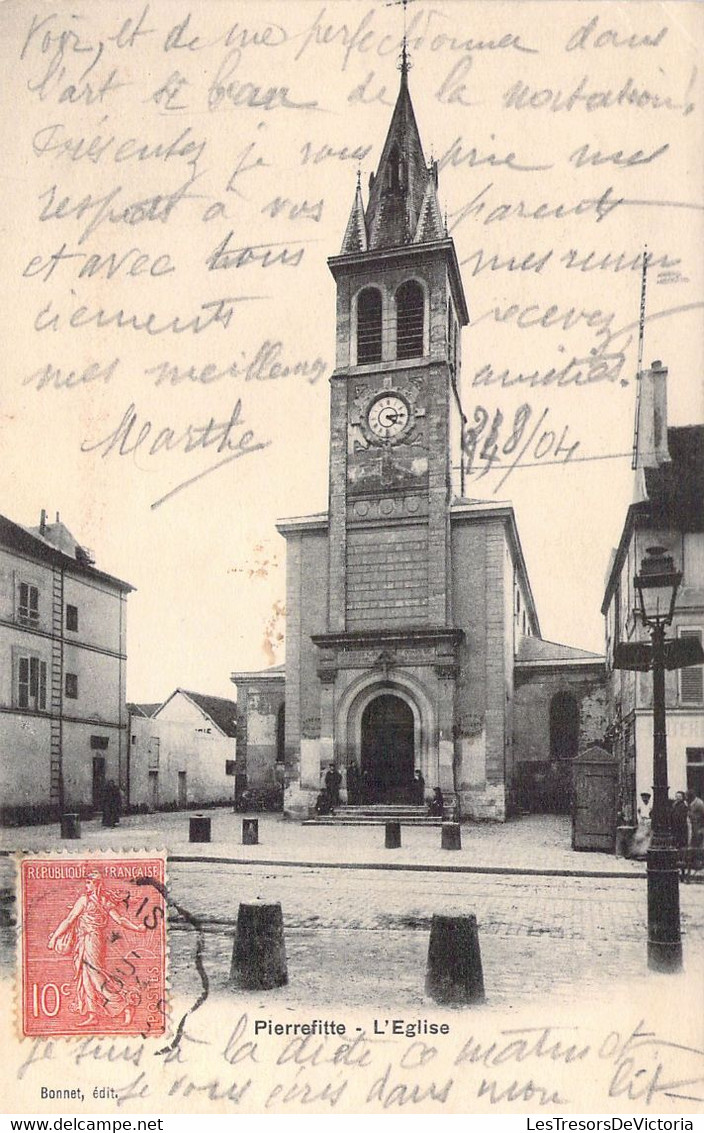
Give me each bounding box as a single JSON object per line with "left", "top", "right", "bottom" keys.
{"left": 128, "top": 689, "right": 237, "bottom": 810}
{"left": 0, "top": 511, "right": 133, "bottom": 822}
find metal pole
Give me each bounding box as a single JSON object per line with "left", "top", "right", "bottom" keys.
{"left": 646, "top": 622, "right": 682, "bottom": 971}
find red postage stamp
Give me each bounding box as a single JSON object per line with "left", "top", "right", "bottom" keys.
{"left": 19, "top": 854, "right": 167, "bottom": 1038}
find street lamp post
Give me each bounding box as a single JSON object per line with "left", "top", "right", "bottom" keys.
{"left": 633, "top": 546, "right": 682, "bottom": 973}
{"left": 614, "top": 546, "right": 704, "bottom": 971}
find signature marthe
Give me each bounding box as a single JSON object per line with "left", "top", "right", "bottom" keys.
{"left": 81, "top": 399, "right": 270, "bottom": 509}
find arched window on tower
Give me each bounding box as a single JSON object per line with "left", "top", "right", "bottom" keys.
{"left": 396, "top": 280, "right": 424, "bottom": 360}
{"left": 356, "top": 287, "right": 383, "bottom": 364}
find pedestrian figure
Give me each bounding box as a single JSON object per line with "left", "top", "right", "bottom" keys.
{"left": 102, "top": 780, "right": 121, "bottom": 828}
{"left": 670, "top": 791, "right": 689, "bottom": 881}
{"left": 314, "top": 789, "right": 333, "bottom": 816}
{"left": 413, "top": 768, "right": 425, "bottom": 806}
{"left": 346, "top": 761, "right": 360, "bottom": 806}
{"left": 686, "top": 789, "right": 704, "bottom": 876}
{"left": 325, "top": 763, "right": 342, "bottom": 807}
{"left": 428, "top": 786, "right": 444, "bottom": 817}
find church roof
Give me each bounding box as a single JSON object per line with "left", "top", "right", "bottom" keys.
{"left": 341, "top": 64, "right": 444, "bottom": 253}
{"left": 516, "top": 637, "right": 604, "bottom": 667}
{"left": 231, "top": 663, "right": 285, "bottom": 683}
{"left": 340, "top": 176, "right": 368, "bottom": 254}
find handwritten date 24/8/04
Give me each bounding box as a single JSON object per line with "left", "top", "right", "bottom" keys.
{"left": 462, "top": 403, "right": 580, "bottom": 491}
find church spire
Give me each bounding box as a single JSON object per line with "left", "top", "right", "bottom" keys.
{"left": 357, "top": 60, "right": 443, "bottom": 250}
{"left": 340, "top": 169, "right": 368, "bottom": 254}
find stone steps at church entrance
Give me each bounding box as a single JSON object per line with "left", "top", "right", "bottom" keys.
{"left": 303, "top": 804, "right": 448, "bottom": 827}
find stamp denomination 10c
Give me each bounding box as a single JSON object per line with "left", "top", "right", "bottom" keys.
{"left": 19, "top": 854, "right": 167, "bottom": 1038}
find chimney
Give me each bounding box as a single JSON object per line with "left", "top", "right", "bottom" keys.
{"left": 635, "top": 360, "right": 670, "bottom": 468}
{"left": 39, "top": 509, "right": 46, "bottom": 535}
{"left": 55, "top": 511, "right": 60, "bottom": 523}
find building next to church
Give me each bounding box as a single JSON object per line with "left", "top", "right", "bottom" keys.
{"left": 602, "top": 362, "right": 704, "bottom": 825}
{"left": 233, "top": 60, "right": 606, "bottom": 821}
{"left": 0, "top": 511, "right": 132, "bottom": 823}
{"left": 128, "top": 689, "right": 238, "bottom": 811}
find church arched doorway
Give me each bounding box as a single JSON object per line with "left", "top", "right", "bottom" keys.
{"left": 360, "top": 694, "right": 415, "bottom": 803}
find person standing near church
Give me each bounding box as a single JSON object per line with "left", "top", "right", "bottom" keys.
{"left": 346, "top": 762, "right": 360, "bottom": 805}
{"left": 325, "top": 763, "right": 342, "bottom": 808}
{"left": 686, "top": 789, "right": 704, "bottom": 871}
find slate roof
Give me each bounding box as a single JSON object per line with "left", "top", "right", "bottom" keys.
{"left": 0, "top": 512, "right": 133, "bottom": 592}
{"left": 177, "top": 690, "right": 238, "bottom": 737}
{"left": 516, "top": 637, "right": 604, "bottom": 666}
{"left": 602, "top": 424, "right": 704, "bottom": 612}
{"left": 127, "top": 703, "right": 161, "bottom": 718}
{"left": 340, "top": 65, "right": 444, "bottom": 254}
{"left": 643, "top": 425, "right": 704, "bottom": 530}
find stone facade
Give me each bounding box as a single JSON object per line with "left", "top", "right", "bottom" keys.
{"left": 513, "top": 659, "right": 607, "bottom": 813}
{"left": 232, "top": 668, "right": 285, "bottom": 796}
{"left": 232, "top": 66, "right": 608, "bottom": 824}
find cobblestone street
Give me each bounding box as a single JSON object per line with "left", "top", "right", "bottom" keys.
{"left": 2, "top": 811, "right": 702, "bottom": 1012}
{"left": 162, "top": 861, "right": 704, "bottom": 1010}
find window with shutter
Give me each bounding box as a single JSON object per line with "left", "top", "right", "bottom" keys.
{"left": 395, "top": 280, "right": 424, "bottom": 360}
{"left": 680, "top": 628, "right": 703, "bottom": 704}
{"left": 356, "top": 288, "right": 382, "bottom": 364}
{"left": 18, "top": 582, "right": 39, "bottom": 623}
{"left": 16, "top": 653, "right": 47, "bottom": 710}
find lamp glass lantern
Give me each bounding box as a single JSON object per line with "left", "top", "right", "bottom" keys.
{"left": 634, "top": 546, "right": 681, "bottom": 628}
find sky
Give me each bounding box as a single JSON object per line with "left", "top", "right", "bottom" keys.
{"left": 2, "top": 0, "right": 703, "bottom": 701}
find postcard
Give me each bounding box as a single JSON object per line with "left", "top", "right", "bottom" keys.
{"left": 1, "top": 0, "right": 702, "bottom": 1116}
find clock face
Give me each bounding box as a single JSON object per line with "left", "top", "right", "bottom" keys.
{"left": 367, "top": 393, "right": 410, "bottom": 440}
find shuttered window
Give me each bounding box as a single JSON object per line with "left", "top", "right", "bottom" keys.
{"left": 396, "top": 280, "right": 424, "bottom": 359}
{"left": 680, "top": 628, "right": 703, "bottom": 704}
{"left": 18, "top": 655, "right": 47, "bottom": 710}
{"left": 356, "top": 288, "right": 382, "bottom": 364}
{"left": 18, "top": 582, "right": 39, "bottom": 623}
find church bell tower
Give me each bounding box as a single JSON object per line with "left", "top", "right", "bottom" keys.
{"left": 325, "top": 57, "right": 468, "bottom": 639}
{"left": 283, "top": 56, "right": 471, "bottom": 810}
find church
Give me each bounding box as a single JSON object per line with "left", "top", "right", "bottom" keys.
{"left": 232, "top": 57, "right": 605, "bottom": 821}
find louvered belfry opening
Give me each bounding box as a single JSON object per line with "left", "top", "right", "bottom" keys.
{"left": 396, "top": 280, "right": 424, "bottom": 359}
{"left": 357, "top": 286, "right": 383, "bottom": 363}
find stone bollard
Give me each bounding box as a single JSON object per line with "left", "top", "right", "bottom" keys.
{"left": 615, "top": 825, "right": 636, "bottom": 858}
{"left": 230, "top": 902, "right": 288, "bottom": 990}
{"left": 385, "top": 820, "right": 401, "bottom": 849}
{"left": 60, "top": 813, "right": 81, "bottom": 840}
{"left": 425, "top": 914, "right": 485, "bottom": 1004}
{"left": 441, "top": 822, "right": 462, "bottom": 851}
{"left": 189, "top": 814, "right": 211, "bottom": 843}
{"left": 242, "top": 818, "right": 259, "bottom": 845}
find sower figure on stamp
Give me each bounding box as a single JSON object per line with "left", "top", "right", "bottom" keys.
{"left": 47, "top": 870, "right": 147, "bottom": 1026}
